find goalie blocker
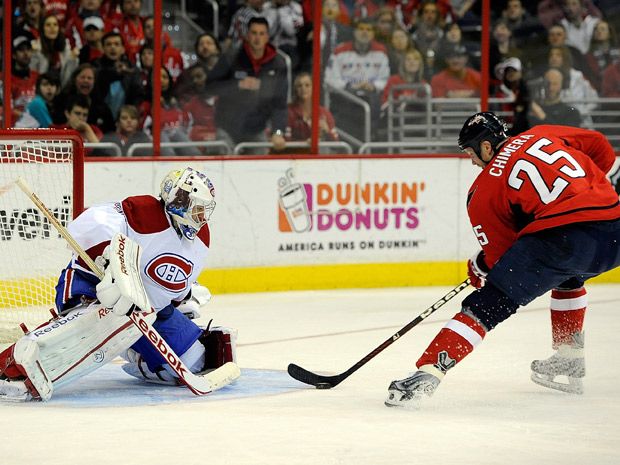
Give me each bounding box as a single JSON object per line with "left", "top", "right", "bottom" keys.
{"left": 0, "top": 234, "right": 237, "bottom": 401}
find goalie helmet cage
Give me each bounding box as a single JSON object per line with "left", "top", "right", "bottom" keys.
{"left": 0, "top": 129, "right": 84, "bottom": 342}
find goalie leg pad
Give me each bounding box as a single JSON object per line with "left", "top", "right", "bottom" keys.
{"left": 0, "top": 338, "right": 53, "bottom": 401}
{"left": 0, "top": 302, "right": 150, "bottom": 401}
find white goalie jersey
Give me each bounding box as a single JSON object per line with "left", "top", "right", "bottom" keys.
{"left": 68, "top": 195, "right": 211, "bottom": 311}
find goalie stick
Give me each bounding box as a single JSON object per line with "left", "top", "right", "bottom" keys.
{"left": 15, "top": 177, "right": 240, "bottom": 396}
{"left": 287, "top": 279, "right": 470, "bottom": 388}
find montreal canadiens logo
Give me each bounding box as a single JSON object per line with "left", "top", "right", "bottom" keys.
{"left": 145, "top": 254, "right": 194, "bottom": 292}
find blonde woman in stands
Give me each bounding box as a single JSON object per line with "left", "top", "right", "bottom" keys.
{"left": 382, "top": 48, "right": 427, "bottom": 107}
{"left": 387, "top": 26, "right": 417, "bottom": 74}
{"left": 286, "top": 72, "right": 338, "bottom": 151}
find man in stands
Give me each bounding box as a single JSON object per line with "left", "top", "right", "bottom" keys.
{"left": 65, "top": 0, "right": 107, "bottom": 49}
{"left": 324, "top": 17, "right": 390, "bottom": 140}
{"left": 386, "top": 112, "right": 620, "bottom": 407}
{"left": 78, "top": 15, "right": 105, "bottom": 64}
{"left": 94, "top": 32, "right": 145, "bottom": 120}
{"left": 114, "top": 0, "right": 146, "bottom": 64}
{"left": 430, "top": 44, "right": 480, "bottom": 98}
{"left": 209, "top": 17, "right": 288, "bottom": 154}
{"left": 11, "top": 34, "right": 39, "bottom": 125}
{"left": 225, "top": 0, "right": 270, "bottom": 52}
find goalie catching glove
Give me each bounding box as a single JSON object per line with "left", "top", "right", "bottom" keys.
{"left": 467, "top": 250, "right": 489, "bottom": 289}
{"left": 95, "top": 233, "right": 150, "bottom": 316}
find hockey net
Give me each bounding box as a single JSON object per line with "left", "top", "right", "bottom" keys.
{"left": 0, "top": 129, "right": 84, "bottom": 343}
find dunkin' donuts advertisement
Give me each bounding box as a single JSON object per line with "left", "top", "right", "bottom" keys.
{"left": 85, "top": 157, "right": 477, "bottom": 269}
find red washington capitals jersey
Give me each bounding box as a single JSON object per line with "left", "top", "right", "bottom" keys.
{"left": 467, "top": 125, "right": 620, "bottom": 268}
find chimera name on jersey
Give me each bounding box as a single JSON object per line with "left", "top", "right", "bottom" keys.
{"left": 489, "top": 134, "right": 534, "bottom": 177}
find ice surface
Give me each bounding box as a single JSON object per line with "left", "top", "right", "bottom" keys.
{"left": 1, "top": 285, "right": 619, "bottom": 465}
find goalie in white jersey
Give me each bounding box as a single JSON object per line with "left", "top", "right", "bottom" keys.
{"left": 0, "top": 167, "right": 237, "bottom": 401}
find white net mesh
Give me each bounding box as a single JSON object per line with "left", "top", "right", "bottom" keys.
{"left": 0, "top": 136, "right": 79, "bottom": 342}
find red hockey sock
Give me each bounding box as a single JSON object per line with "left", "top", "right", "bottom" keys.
{"left": 550, "top": 287, "right": 587, "bottom": 348}
{"left": 416, "top": 312, "right": 486, "bottom": 373}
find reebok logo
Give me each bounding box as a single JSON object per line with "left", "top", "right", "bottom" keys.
{"left": 116, "top": 235, "right": 128, "bottom": 275}
{"left": 131, "top": 312, "right": 189, "bottom": 379}
{"left": 33, "top": 311, "right": 84, "bottom": 337}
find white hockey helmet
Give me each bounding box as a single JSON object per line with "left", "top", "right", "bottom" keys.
{"left": 160, "top": 167, "right": 216, "bottom": 239}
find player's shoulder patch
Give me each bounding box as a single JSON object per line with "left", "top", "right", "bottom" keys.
{"left": 196, "top": 223, "right": 211, "bottom": 248}
{"left": 121, "top": 195, "right": 170, "bottom": 234}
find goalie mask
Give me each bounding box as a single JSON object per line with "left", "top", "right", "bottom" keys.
{"left": 160, "top": 167, "right": 216, "bottom": 240}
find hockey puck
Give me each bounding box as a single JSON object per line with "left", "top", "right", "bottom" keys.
{"left": 315, "top": 383, "right": 332, "bottom": 389}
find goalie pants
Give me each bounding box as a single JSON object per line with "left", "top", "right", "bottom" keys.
{"left": 55, "top": 267, "right": 203, "bottom": 372}
{"left": 130, "top": 305, "right": 203, "bottom": 372}
{"left": 464, "top": 218, "right": 620, "bottom": 331}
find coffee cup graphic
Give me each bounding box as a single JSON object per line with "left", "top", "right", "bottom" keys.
{"left": 278, "top": 170, "right": 311, "bottom": 232}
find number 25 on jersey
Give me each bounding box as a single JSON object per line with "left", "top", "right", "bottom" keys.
{"left": 508, "top": 138, "right": 585, "bottom": 205}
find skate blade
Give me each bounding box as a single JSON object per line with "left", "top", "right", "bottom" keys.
{"left": 531, "top": 372, "right": 583, "bottom": 395}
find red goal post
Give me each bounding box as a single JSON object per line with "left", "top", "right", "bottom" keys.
{"left": 0, "top": 129, "right": 84, "bottom": 341}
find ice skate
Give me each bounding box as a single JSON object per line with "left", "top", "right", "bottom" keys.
{"left": 385, "top": 367, "right": 441, "bottom": 408}
{"left": 531, "top": 332, "right": 585, "bottom": 395}
{"left": 0, "top": 378, "right": 31, "bottom": 402}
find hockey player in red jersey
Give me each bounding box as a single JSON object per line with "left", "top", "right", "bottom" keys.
{"left": 386, "top": 112, "right": 620, "bottom": 407}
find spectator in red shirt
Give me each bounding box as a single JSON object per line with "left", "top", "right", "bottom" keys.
{"left": 602, "top": 59, "right": 620, "bottom": 97}
{"left": 430, "top": 44, "right": 481, "bottom": 97}
{"left": 116, "top": 0, "right": 145, "bottom": 64}
{"left": 43, "top": 0, "right": 72, "bottom": 26}
{"left": 179, "top": 64, "right": 233, "bottom": 155}
{"left": 286, "top": 72, "right": 339, "bottom": 143}
{"left": 142, "top": 16, "right": 184, "bottom": 81}
{"left": 382, "top": 48, "right": 427, "bottom": 105}
{"left": 51, "top": 93, "right": 103, "bottom": 144}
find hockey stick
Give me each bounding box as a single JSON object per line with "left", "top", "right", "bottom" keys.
{"left": 287, "top": 279, "right": 471, "bottom": 389}
{"left": 15, "top": 177, "right": 240, "bottom": 395}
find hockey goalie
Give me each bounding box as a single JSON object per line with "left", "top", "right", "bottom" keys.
{"left": 0, "top": 167, "right": 238, "bottom": 401}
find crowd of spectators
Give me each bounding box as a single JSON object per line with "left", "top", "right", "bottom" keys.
{"left": 2, "top": 0, "right": 620, "bottom": 155}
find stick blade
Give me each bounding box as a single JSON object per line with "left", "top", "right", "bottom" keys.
{"left": 287, "top": 363, "right": 341, "bottom": 388}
